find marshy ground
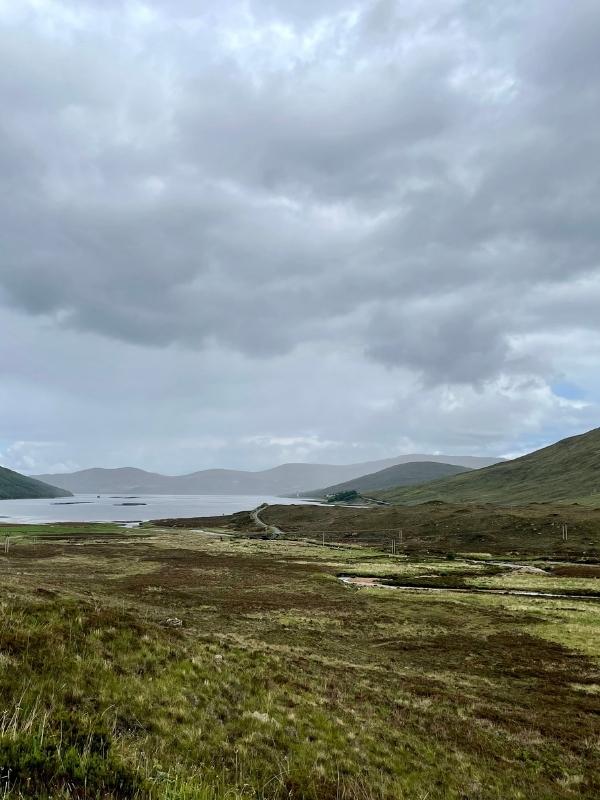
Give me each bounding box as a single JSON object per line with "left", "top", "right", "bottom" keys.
{"left": 0, "top": 519, "right": 598, "bottom": 798}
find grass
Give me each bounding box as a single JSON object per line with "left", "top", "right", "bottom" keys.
{"left": 302, "top": 461, "right": 471, "bottom": 498}
{"left": 0, "top": 526, "right": 598, "bottom": 798}
{"left": 374, "top": 427, "right": 600, "bottom": 506}
{"left": 206, "top": 501, "right": 600, "bottom": 559}
{"left": 0, "top": 465, "right": 71, "bottom": 500}
{"left": 470, "top": 571, "right": 600, "bottom": 595}
{"left": 0, "top": 522, "right": 131, "bottom": 537}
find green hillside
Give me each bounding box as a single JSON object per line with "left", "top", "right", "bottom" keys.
{"left": 376, "top": 427, "right": 600, "bottom": 506}
{"left": 304, "top": 461, "right": 471, "bottom": 498}
{"left": 0, "top": 466, "right": 72, "bottom": 500}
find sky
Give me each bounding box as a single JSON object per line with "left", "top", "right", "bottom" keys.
{"left": 1, "top": 0, "right": 600, "bottom": 475}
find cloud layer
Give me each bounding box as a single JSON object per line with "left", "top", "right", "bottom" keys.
{"left": 1, "top": 0, "right": 599, "bottom": 472}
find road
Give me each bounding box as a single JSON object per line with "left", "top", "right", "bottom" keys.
{"left": 251, "top": 504, "right": 283, "bottom": 538}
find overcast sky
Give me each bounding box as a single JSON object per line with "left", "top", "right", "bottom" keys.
{"left": 1, "top": 0, "right": 599, "bottom": 475}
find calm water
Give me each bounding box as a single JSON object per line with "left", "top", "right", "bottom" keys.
{"left": 0, "top": 494, "right": 315, "bottom": 524}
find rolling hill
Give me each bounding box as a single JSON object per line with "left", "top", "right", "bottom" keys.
{"left": 303, "top": 461, "right": 472, "bottom": 498}
{"left": 0, "top": 466, "right": 72, "bottom": 500}
{"left": 32, "top": 454, "right": 501, "bottom": 496}
{"left": 375, "top": 427, "right": 600, "bottom": 506}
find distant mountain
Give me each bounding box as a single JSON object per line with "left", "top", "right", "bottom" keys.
{"left": 0, "top": 465, "right": 72, "bottom": 500}
{"left": 376, "top": 427, "right": 600, "bottom": 506}
{"left": 33, "top": 454, "right": 502, "bottom": 496}
{"left": 304, "top": 461, "right": 472, "bottom": 498}
{"left": 31, "top": 467, "right": 170, "bottom": 495}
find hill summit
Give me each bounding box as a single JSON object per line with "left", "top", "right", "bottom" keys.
{"left": 304, "top": 461, "right": 472, "bottom": 498}
{"left": 0, "top": 466, "right": 72, "bottom": 500}
{"left": 376, "top": 427, "right": 600, "bottom": 506}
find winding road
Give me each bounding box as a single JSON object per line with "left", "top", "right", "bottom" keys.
{"left": 251, "top": 504, "right": 283, "bottom": 538}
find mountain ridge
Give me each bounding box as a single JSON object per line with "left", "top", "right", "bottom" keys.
{"left": 375, "top": 427, "right": 600, "bottom": 506}
{"left": 302, "top": 461, "right": 473, "bottom": 498}
{"left": 32, "top": 454, "right": 502, "bottom": 496}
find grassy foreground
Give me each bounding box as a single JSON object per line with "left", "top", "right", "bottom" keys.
{"left": 0, "top": 524, "right": 598, "bottom": 798}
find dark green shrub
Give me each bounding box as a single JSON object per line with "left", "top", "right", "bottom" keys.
{"left": 0, "top": 723, "right": 146, "bottom": 798}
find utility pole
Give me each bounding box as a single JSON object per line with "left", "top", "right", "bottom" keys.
{"left": 322, "top": 531, "right": 325, "bottom": 546}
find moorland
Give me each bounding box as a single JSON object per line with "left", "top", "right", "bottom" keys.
{"left": 1, "top": 427, "right": 600, "bottom": 797}
{"left": 0, "top": 514, "right": 598, "bottom": 799}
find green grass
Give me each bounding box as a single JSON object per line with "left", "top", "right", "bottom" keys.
{"left": 303, "top": 461, "right": 471, "bottom": 498}
{"left": 0, "top": 527, "right": 598, "bottom": 798}
{"left": 0, "top": 465, "right": 71, "bottom": 500}
{"left": 375, "top": 426, "right": 600, "bottom": 506}
{"left": 469, "top": 571, "right": 600, "bottom": 595}
{"left": 0, "top": 522, "right": 129, "bottom": 537}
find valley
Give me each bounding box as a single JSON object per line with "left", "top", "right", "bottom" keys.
{"left": 2, "top": 427, "right": 600, "bottom": 797}
{"left": 0, "top": 514, "right": 598, "bottom": 798}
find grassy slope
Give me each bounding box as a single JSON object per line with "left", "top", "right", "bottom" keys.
{"left": 375, "top": 427, "right": 600, "bottom": 506}
{"left": 0, "top": 526, "right": 598, "bottom": 798}
{"left": 0, "top": 465, "right": 72, "bottom": 500}
{"left": 303, "top": 461, "right": 471, "bottom": 498}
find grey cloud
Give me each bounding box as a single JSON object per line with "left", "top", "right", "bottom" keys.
{"left": 360, "top": 283, "right": 548, "bottom": 386}
{"left": 4, "top": 305, "right": 595, "bottom": 475}
{"left": 248, "top": 0, "right": 355, "bottom": 27}
{"left": 1, "top": 0, "right": 600, "bottom": 398}
{"left": 179, "top": 50, "right": 466, "bottom": 204}
{"left": 520, "top": 0, "right": 600, "bottom": 89}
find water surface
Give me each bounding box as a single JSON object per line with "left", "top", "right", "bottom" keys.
{"left": 0, "top": 494, "right": 313, "bottom": 524}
